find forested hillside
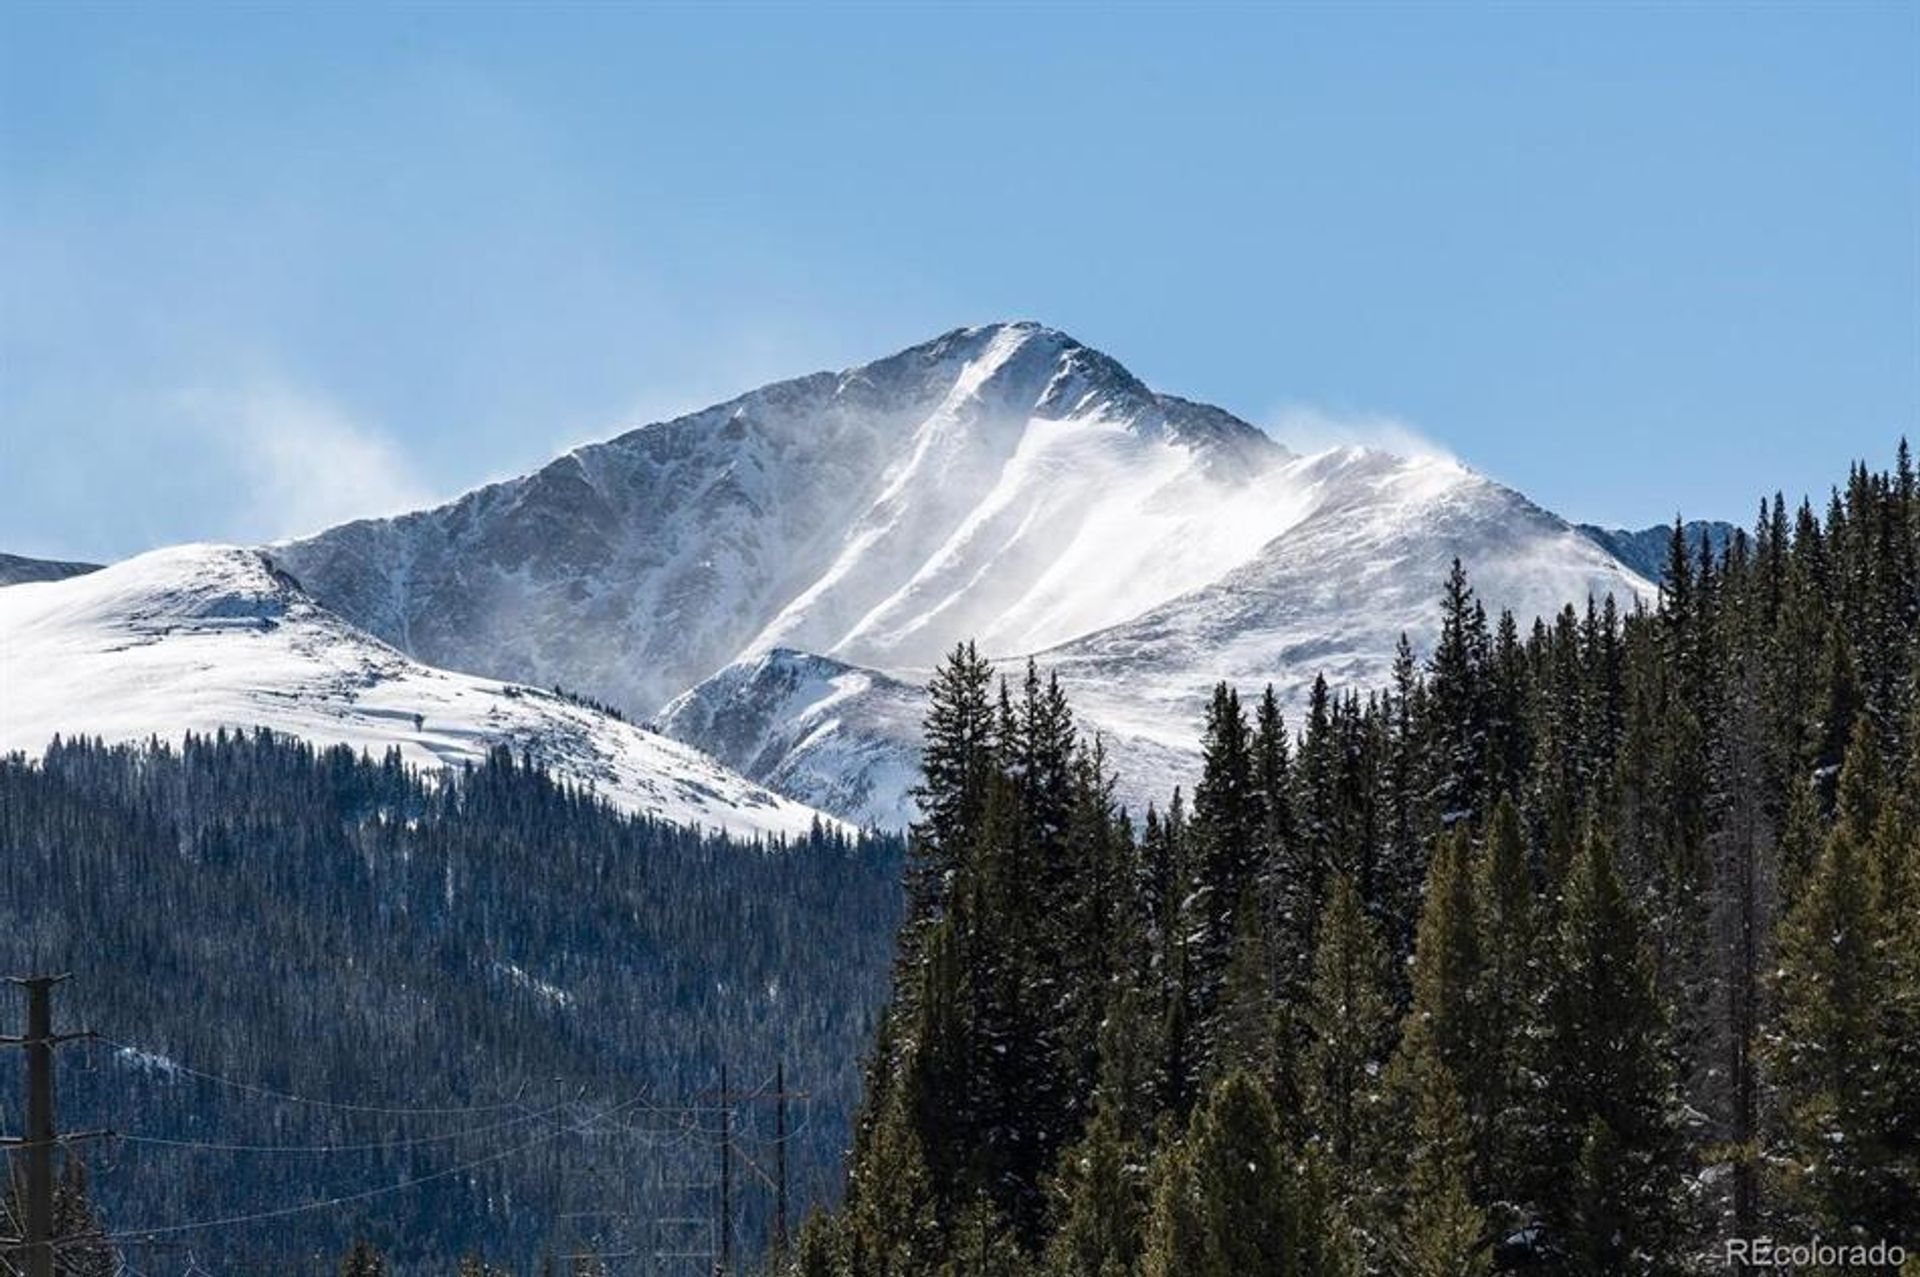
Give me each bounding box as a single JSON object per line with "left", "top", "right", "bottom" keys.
{"left": 801, "top": 445, "right": 1920, "bottom": 1276}
{"left": 0, "top": 736, "right": 903, "bottom": 1273}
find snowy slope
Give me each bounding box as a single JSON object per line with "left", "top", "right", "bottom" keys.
{"left": 657, "top": 649, "right": 926, "bottom": 831}
{"left": 1040, "top": 448, "right": 1655, "bottom": 809}
{"left": 0, "top": 545, "right": 840, "bottom": 840}
{"left": 669, "top": 448, "right": 1656, "bottom": 825}
{"left": 274, "top": 322, "right": 1291, "bottom": 717}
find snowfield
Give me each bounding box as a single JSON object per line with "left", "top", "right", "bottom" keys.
{"left": 671, "top": 445, "right": 1657, "bottom": 824}
{"left": 658, "top": 648, "right": 927, "bottom": 832}
{"left": 0, "top": 545, "right": 843, "bottom": 841}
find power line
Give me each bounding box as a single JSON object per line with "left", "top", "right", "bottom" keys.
{"left": 96, "top": 1037, "right": 526, "bottom": 1118}
{"left": 81, "top": 1093, "right": 652, "bottom": 1246}
{"left": 774, "top": 1059, "right": 789, "bottom": 1261}
{"left": 113, "top": 1099, "right": 571, "bottom": 1155}
{"left": 574, "top": 1118, "right": 710, "bottom": 1154}
{"left": 63, "top": 1026, "right": 816, "bottom": 1266}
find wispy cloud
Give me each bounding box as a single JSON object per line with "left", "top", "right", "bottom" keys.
{"left": 180, "top": 386, "right": 434, "bottom": 541}
{"left": 1263, "top": 404, "right": 1458, "bottom": 462}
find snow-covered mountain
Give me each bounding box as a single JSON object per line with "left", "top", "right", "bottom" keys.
{"left": 274, "top": 323, "right": 1294, "bottom": 717}
{"left": 666, "top": 446, "right": 1657, "bottom": 822}
{"left": 261, "top": 321, "right": 1663, "bottom": 827}
{"left": 0, "top": 545, "right": 839, "bottom": 840}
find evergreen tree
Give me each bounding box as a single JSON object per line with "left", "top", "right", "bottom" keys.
{"left": 1377, "top": 634, "right": 1429, "bottom": 967}
{"left": 901, "top": 911, "right": 976, "bottom": 1206}
{"left": 1470, "top": 797, "right": 1537, "bottom": 1210}
{"left": 910, "top": 642, "right": 999, "bottom": 926}
{"left": 1294, "top": 675, "right": 1340, "bottom": 918}
{"left": 1765, "top": 743, "right": 1920, "bottom": 1236}
{"left": 1398, "top": 1059, "right": 1488, "bottom": 1277}
{"left": 1427, "top": 559, "right": 1491, "bottom": 826}
{"left": 967, "top": 766, "right": 1059, "bottom": 1241}
{"left": 1383, "top": 826, "right": 1487, "bottom": 1240}
{"left": 936, "top": 1196, "right": 1027, "bottom": 1277}
{"left": 340, "top": 1240, "right": 388, "bottom": 1277}
{"left": 1044, "top": 1101, "right": 1146, "bottom": 1277}
{"left": 1016, "top": 660, "right": 1079, "bottom": 865}
{"left": 841, "top": 1085, "right": 942, "bottom": 1276}
{"left": 1527, "top": 605, "right": 1590, "bottom": 877}
{"left": 1773, "top": 770, "right": 1827, "bottom": 894}
{"left": 1529, "top": 830, "right": 1682, "bottom": 1273}
{"left": 789, "top": 1209, "right": 844, "bottom": 1277}
{"left": 1302, "top": 873, "right": 1395, "bottom": 1176}
{"left": 1486, "top": 608, "right": 1531, "bottom": 804}
{"left": 1189, "top": 683, "right": 1262, "bottom": 1070}
{"left": 1212, "top": 899, "right": 1281, "bottom": 1091}
{"left": 1704, "top": 622, "right": 1777, "bottom": 1252}
{"left": 1060, "top": 737, "right": 1130, "bottom": 1116}
{"left": 1142, "top": 794, "right": 1198, "bottom": 1120}
{"left": 1254, "top": 684, "right": 1296, "bottom": 863}
{"left": 1141, "top": 1071, "right": 1341, "bottom": 1277}
{"left": 1045, "top": 930, "right": 1162, "bottom": 1277}
{"left": 1400, "top": 829, "right": 1481, "bottom": 1087}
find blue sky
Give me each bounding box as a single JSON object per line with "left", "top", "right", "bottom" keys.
{"left": 3, "top": 2, "right": 1915, "bottom": 562}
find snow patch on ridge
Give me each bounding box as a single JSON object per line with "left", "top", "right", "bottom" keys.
{"left": 658, "top": 649, "right": 925, "bottom": 831}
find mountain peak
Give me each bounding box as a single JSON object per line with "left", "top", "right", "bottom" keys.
{"left": 276, "top": 320, "right": 1300, "bottom": 715}
{"left": 921, "top": 317, "right": 1075, "bottom": 350}
{"left": 854, "top": 321, "right": 1281, "bottom": 468}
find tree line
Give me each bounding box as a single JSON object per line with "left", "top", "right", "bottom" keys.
{"left": 794, "top": 444, "right": 1920, "bottom": 1275}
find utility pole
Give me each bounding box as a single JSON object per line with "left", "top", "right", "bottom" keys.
{"left": 694, "top": 1066, "right": 807, "bottom": 1276}
{"left": 1, "top": 975, "right": 106, "bottom": 1277}
{"left": 773, "top": 1060, "right": 788, "bottom": 1264}
{"left": 717, "top": 1065, "right": 732, "bottom": 1277}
